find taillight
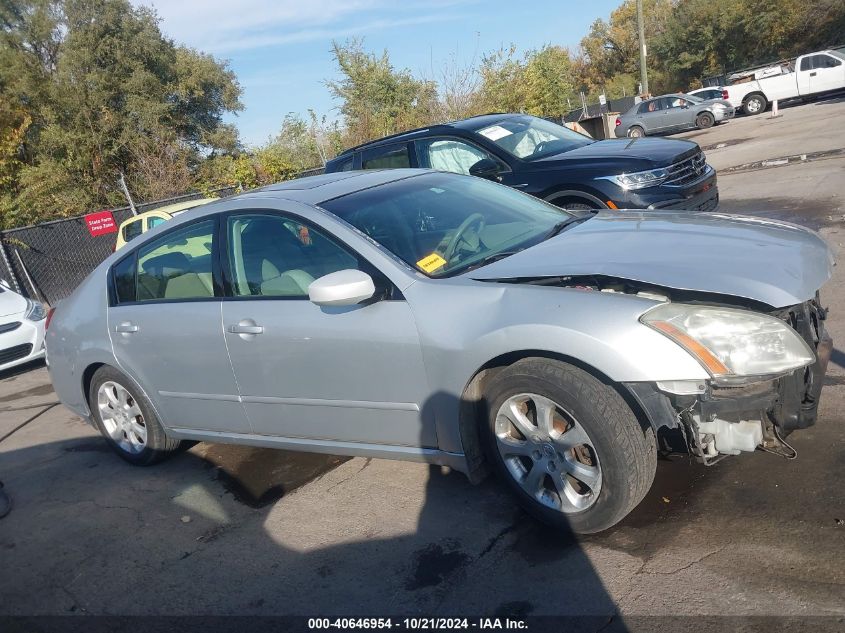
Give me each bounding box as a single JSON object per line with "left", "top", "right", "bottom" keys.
{"left": 722, "top": 89, "right": 729, "bottom": 100}
{"left": 615, "top": 117, "right": 621, "bottom": 127}
{"left": 45, "top": 307, "right": 55, "bottom": 331}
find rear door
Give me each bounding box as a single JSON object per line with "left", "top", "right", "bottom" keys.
{"left": 637, "top": 99, "right": 665, "bottom": 133}
{"left": 109, "top": 218, "right": 251, "bottom": 434}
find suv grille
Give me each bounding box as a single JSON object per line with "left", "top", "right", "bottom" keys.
{"left": 664, "top": 152, "right": 708, "bottom": 186}
{"left": 0, "top": 343, "right": 32, "bottom": 365}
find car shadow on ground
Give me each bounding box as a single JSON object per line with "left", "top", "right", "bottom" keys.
{"left": 0, "top": 389, "right": 655, "bottom": 631}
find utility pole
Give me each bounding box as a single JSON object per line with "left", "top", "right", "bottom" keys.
{"left": 637, "top": 0, "right": 649, "bottom": 96}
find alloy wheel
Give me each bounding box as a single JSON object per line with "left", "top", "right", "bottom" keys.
{"left": 97, "top": 381, "right": 147, "bottom": 454}
{"left": 494, "top": 393, "right": 602, "bottom": 513}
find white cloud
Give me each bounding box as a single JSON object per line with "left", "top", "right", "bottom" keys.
{"left": 133, "top": 0, "right": 472, "bottom": 53}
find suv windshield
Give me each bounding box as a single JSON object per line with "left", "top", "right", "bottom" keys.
{"left": 321, "top": 172, "right": 574, "bottom": 277}
{"left": 473, "top": 115, "right": 593, "bottom": 161}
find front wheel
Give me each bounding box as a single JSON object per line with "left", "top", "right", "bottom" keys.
{"left": 89, "top": 365, "right": 182, "bottom": 465}
{"left": 482, "top": 358, "right": 656, "bottom": 533}
{"left": 627, "top": 125, "right": 645, "bottom": 138}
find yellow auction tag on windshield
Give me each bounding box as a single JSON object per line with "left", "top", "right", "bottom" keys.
{"left": 416, "top": 253, "right": 447, "bottom": 273}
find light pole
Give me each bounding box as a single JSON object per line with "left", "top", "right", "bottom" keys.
{"left": 637, "top": 0, "right": 649, "bottom": 96}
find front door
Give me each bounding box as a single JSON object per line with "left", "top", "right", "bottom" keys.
{"left": 220, "top": 212, "right": 433, "bottom": 447}
{"left": 808, "top": 53, "right": 845, "bottom": 94}
{"left": 109, "top": 218, "right": 250, "bottom": 434}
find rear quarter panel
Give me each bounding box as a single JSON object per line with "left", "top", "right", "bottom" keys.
{"left": 46, "top": 264, "right": 116, "bottom": 419}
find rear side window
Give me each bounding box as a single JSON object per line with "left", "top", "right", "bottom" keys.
{"left": 333, "top": 156, "right": 354, "bottom": 172}
{"left": 147, "top": 216, "right": 167, "bottom": 230}
{"left": 638, "top": 100, "right": 662, "bottom": 114}
{"left": 122, "top": 219, "right": 143, "bottom": 243}
{"left": 361, "top": 144, "right": 411, "bottom": 169}
{"left": 135, "top": 220, "right": 216, "bottom": 301}
{"left": 112, "top": 255, "right": 136, "bottom": 304}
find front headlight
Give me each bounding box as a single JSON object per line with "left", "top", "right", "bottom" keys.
{"left": 642, "top": 304, "right": 815, "bottom": 379}
{"left": 603, "top": 167, "right": 669, "bottom": 190}
{"left": 24, "top": 299, "right": 46, "bottom": 321}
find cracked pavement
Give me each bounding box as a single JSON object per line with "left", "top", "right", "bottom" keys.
{"left": 1, "top": 101, "right": 845, "bottom": 620}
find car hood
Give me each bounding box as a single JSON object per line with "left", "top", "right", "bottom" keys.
{"left": 470, "top": 211, "right": 835, "bottom": 308}
{"left": 532, "top": 138, "right": 700, "bottom": 169}
{"left": 0, "top": 289, "right": 27, "bottom": 318}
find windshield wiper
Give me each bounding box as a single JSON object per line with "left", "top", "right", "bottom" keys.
{"left": 543, "top": 214, "right": 591, "bottom": 240}
{"left": 460, "top": 250, "right": 522, "bottom": 273}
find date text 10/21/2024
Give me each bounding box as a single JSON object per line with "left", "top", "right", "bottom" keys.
{"left": 307, "top": 618, "right": 528, "bottom": 630}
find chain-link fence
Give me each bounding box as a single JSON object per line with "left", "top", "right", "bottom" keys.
{"left": 0, "top": 186, "right": 237, "bottom": 305}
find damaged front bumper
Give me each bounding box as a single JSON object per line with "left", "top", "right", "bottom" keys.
{"left": 625, "top": 298, "right": 832, "bottom": 464}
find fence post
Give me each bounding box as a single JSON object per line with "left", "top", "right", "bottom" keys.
{"left": 0, "top": 236, "right": 23, "bottom": 294}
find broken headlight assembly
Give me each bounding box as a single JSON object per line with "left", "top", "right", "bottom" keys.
{"left": 641, "top": 303, "right": 815, "bottom": 381}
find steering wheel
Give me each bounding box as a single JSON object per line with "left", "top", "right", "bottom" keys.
{"left": 442, "top": 213, "right": 486, "bottom": 262}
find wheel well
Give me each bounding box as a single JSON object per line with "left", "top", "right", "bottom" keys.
{"left": 458, "top": 350, "right": 656, "bottom": 483}
{"left": 544, "top": 190, "right": 607, "bottom": 209}
{"left": 82, "top": 363, "right": 105, "bottom": 405}
{"left": 743, "top": 91, "right": 765, "bottom": 103}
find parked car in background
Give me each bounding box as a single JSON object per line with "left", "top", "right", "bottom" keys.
{"left": 616, "top": 94, "right": 734, "bottom": 139}
{"left": 47, "top": 170, "right": 833, "bottom": 533}
{"left": 686, "top": 86, "right": 730, "bottom": 102}
{"left": 326, "top": 113, "right": 718, "bottom": 212}
{"left": 115, "top": 198, "right": 216, "bottom": 250}
{"left": 0, "top": 280, "right": 46, "bottom": 372}
{"left": 726, "top": 49, "right": 845, "bottom": 115}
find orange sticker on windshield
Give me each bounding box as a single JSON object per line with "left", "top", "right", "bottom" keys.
{"left": 416, "top": 253, "right": 447, "bottom": 273}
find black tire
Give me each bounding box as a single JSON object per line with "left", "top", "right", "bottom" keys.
{"left": 696, "top": 112, "right": 715, "bottom": 129}
{"left": 628, "top": 125, "right": 645, "bottom": 138}
{"left": 482, "top": 358, "right": 656, "bottom": 534}
{"left": 88, "top": 365, "right": 181, "bottom": 466}
{"left": 557, "top": 200, "right": 595, "bottom": 212}
{"left": 743, "top": 93, "right": 767, "bottom": 115}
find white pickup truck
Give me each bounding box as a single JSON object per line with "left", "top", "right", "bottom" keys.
{"left": 726, "top": 50, "right": 845, "bottom": 115}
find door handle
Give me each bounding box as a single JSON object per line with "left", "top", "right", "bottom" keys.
{"left": 229, "top": 323, "right": 264, "bottom": 335}
{"left": 114, "top": 322, "right": 139, "bottom": 333}
{"left": 810, "top": 72, "right": 817, "bottom": 77}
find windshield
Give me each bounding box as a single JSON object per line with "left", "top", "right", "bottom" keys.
{"left": 321, "top": 173, "right": 574, "bottom": 277}
{"left": 473, "top": 115, "right": 593, "bottom": 161}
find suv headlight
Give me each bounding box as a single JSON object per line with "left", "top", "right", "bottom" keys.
{"left": 24, "top": 299, "right": 47, "bottom": 321}
{"left": 603, "top": 167, "right": 669, "bottom": 190}
{"left": 642, "top": 304, "right": 814, "bottom": 379}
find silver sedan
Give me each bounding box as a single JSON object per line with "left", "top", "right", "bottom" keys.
{"left": 46, "top": 170, "right": 833, "bottom": 533}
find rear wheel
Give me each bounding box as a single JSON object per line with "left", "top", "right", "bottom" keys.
{"left": 743, "top": 93, "right": 767, "bottom": 115}
{"left": 628, "top": 125, "right": 645, "bottom": 138}
{"left": 88, "top": 365, "right": 181, "bottom": 465}
{"left": 482, "top": 358, "right": 656, "bottom": 533}
{"left": 696, "top": 112, "right": 715, "bottom": 129}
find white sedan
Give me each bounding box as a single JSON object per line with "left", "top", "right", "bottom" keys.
{"left": 0, "top": 281, "right": 46, "bottom": 372}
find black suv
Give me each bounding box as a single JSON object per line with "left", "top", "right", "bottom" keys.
{"left": 325, "top": 113, "right": 718, "bottom": 211}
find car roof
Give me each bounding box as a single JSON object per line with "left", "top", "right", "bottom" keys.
{"left": 235, "top": 169, "right": 433, "bottom": 206}
{"left": 330, "top": 113, "right": 520, "bottom": 158}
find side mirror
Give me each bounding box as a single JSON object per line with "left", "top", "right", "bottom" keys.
{"left": 469, "top": 158, "right": 501, "bottom": 181}
{"left": 308, "top": 269, "right": 376, "bottom": 307}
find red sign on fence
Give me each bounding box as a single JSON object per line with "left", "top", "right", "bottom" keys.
{"left": 84, "top": 210, "right": 118, "bottom": 237}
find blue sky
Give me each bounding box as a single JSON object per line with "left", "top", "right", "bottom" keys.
{"left": 135, "top": 0, "right": 621, "bottom": 146}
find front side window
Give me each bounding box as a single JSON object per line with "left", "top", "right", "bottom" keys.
{"left": 816, "top": 54, "right": 841, "bottom": 68}
{"left": 122, "top": 219, "right": 143, "bottom": 243}
{"left": 135, "top": 220, "right": 215, "bottom": 301}
{"left": 361, "top": 144, "right": 411, "bottom": 169}
{"left": 227, "top": 214, "right": 358, "bottom": 298}
{"left": 417, "top": 138, "right": 497, "bottom": 175}
{"left": 473, "top": 115, "right": 593, "bottom": 161}
{"left": 321, "top": 172, "right": 572, "bottom": 278}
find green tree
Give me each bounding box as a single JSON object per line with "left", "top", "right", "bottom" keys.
{"left": 0, "top": 0, "right": 242, "bottom": 228}
{"left": 327, "top": 38, "right": 438, "bottom": 146}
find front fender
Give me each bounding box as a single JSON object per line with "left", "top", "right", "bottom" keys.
{"left": 405, "top": 281, "right": 708, "bottom": 453}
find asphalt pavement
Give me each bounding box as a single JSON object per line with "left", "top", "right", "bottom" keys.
{"left": 1, "top": 100, "right": 844, "bottom": 625}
